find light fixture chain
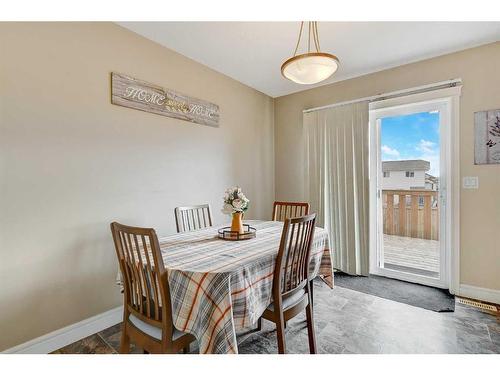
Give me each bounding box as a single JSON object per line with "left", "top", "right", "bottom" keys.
{"left": 293, "top": 21, "right": 304, "bottom": 56}
{"left": 308, "top": 21, "right": 312, "bottom": 53}
{"left": 313, "top": 22, "right": 321, "bottom": 52}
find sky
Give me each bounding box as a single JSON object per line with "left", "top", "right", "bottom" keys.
{"left": 381, "top": 111, "right": 440, "bottom": 176}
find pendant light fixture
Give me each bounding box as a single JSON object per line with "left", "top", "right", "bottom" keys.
{"left": 281, "top": 21, "right": 339, "bottom": 85}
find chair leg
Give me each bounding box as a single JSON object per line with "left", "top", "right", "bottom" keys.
{"left": 183, "top": 344, "right": 190, "bottom": 354}
{"left": 305, "top": 299, "right": 317, "bottom": 354}
{"left": 119, "top": 327, "right": 130, "bottom": 354}
{"left": 276, "top": 316, "right": 286, "bottom": 354}
{"left": 310, "top": 279, "right": 314, "bottom": 307}
{"left": 143, "top": 349, "right": 149, "bottom": 354}
{"left": 257, "top": 317, "right": 262, "bottom": 331}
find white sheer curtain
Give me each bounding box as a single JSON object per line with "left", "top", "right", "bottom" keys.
{"left": 304, "top": 102, "right": 369, "bottom": 276}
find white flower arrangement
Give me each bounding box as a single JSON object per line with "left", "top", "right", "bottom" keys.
{"left": 222, "top": 186, "right": 249, "bottom": 215}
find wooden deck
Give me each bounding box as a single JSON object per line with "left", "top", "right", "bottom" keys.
{"left": 383, "top": 234, "right": 440, "bottom": 277}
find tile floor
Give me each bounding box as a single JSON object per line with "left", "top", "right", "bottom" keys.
{"left": 52, "top": 280, "right": 500, "bottom": 354}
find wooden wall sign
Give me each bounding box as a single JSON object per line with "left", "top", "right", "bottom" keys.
{"left": 111, "top": 72, "right": 219, "bottom": 127}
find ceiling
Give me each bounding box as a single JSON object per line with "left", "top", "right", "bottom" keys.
{"left": 117, "top": 22, "right": 500, "bottom": 98}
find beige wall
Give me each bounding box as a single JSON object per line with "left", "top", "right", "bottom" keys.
{"left": 0, "top": 23, "right": 275, "bottom": 350}
{"left": 1, "top": 23, "right": 498, "bottom": 351}
{"left": 275, "top": 42, "right": 500, "bottom": 292}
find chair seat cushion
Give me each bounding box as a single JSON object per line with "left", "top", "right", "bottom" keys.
{"left": 128, "top": 315, "right": 186, "bottom": 341}
{"left": 267, "top": 288, "right": 306, "bottom": 312}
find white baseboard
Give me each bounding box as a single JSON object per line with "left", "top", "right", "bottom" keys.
{"left": 2, "top": 306, "right": 123, "bottom": 354}
{"left": 459, "top": 284, "right": 500, "bottom": 305}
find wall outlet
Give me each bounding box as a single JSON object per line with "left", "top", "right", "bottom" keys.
{"left": 462, "top": 176, "right": 479, "bottom": 189}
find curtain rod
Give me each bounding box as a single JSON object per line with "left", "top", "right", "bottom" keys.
{"left": 302, "top": 78, "right": 462, "bottom": 114}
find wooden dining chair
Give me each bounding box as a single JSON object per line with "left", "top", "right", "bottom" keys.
{"left": 174, "top": 204, "right": 213, "bottom": 233}
{"left": 272, "top": 201, "right": 310, "bottom": 221}
{"left": 259, "top": 213, "right": 317, "bottom": 354}
{"left": 110, "top": 222, "right": 196, "bottom": 354}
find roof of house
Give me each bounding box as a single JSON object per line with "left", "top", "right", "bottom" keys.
{"left": 382, "top": 160, "right": 430, "bottom": 172}
{"left": 425, "top": 173, "right": 439, "bottom": 182}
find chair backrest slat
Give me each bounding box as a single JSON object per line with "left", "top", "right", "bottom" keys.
{"left": 175, "top": 204, "right": 213, "bottom": 233}
{"left": 111, "top": 222, "right": 174, "bottom": 341}
{"left": 274, "top": 214, "right": 316, "bottom": 297}
{"left": 272, "top": 201, "right": 310, "bottom": 222}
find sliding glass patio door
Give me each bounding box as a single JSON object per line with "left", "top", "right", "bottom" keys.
{"left": 369, "top": 99, "right": 450, "bottom": 289}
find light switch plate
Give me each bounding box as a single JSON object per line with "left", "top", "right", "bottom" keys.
{"left": 463, "top": 176, "right": 479, "bottom": 189}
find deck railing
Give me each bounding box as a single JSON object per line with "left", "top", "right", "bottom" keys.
{"left": 382, "top": 189, "right": 439, "bottom": 240}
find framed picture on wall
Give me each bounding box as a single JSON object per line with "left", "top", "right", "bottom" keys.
{"left": 474, "top": 108, "right": 500, "bottom": 164}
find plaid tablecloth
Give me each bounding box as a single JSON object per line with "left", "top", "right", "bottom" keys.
{"left": 155, "top": 220, "right": 332, "bottom": 354}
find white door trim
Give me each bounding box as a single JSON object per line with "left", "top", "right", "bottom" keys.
{"left": 368, "top": 85, "right": 461, "bottom": 292}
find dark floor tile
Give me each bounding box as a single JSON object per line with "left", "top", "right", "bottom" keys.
{"left": 99, "top": 329, "right": 121, "bottom": 352}
{"left": 455, "top": 333, "right": 499, "bottom": 354}
{"left": 341, "top": 347, "right": 356, "bottom": 354}
{"left": 316, "top": 331, "right": 345, "bottom": 354}
{"left": 287, "top": 315, "right": 328, "bottom": 337}
{"left": 52, "top": 334, "right": 115, "bottom": 354}
{"left": 238, "top": 332, "right": 277, "bottom": 354}
{"left": 100, "top": 329, "right": 142, "bottom": 354}
{"left": 286, "top": 331, "right": 313, "bottom": 354}
{"left": 98, "top": 323, "right": 122, "bottom": 341}
{"left": 453, "top": 304, "right": 498, "bottom": 324}
{"left": 487, "top": 322, "right": 500, "bottom": 346}
{"left": 342, "top": 332, "right": 383, "bottom": 354}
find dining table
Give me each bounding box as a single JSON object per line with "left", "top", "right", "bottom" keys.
{"left": 118, "top": 220, "right": 333, "bottom": 354}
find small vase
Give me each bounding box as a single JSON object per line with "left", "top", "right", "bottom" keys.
{"left": 231, "top": 212, "right": 244, "bottom": 234}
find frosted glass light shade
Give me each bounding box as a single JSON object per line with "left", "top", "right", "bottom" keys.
{"left": 281, "top": 52, "right": 339, "bottom": 85}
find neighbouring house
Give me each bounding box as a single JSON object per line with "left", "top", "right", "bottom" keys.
{"left": 382, "top": 159, "right": 438, "bottom": 190}
{"left": 425, "top": 173, "right": 439, "bottom": 191}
